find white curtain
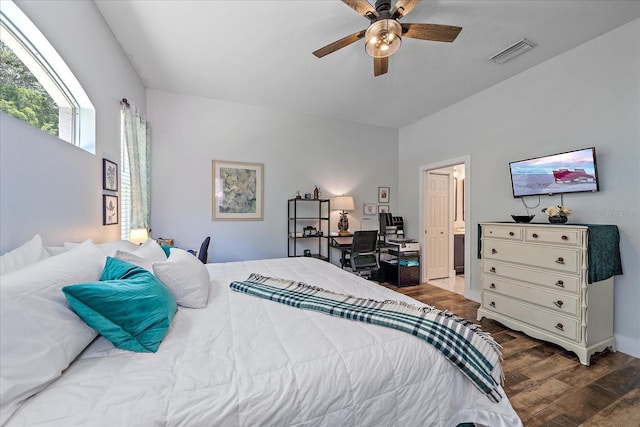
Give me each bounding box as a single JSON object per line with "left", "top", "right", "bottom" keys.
{"left": 121, "top": 106, "right": 150, "bottom": 239}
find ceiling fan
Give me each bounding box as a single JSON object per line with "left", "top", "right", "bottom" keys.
{"left": 313, "top": 0, "right": 462, "bottom": 76}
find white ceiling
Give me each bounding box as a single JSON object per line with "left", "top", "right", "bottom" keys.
{"left": 95, "top": 0, "right": 640, "bottom": 130}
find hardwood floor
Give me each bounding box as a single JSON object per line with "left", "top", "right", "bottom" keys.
{"left": 382, "top": 281, "right": 640, "bottom": 427}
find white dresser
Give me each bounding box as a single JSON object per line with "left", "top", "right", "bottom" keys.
{"left": 477, "top": 222, "right": 616, "bottom": 365}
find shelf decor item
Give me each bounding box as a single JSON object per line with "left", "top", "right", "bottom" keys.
{"left": 542, "top": 205, "right": 571, "bottom": 224}
{"left": 212, "top": 160, "right": 263, "bottom": 220}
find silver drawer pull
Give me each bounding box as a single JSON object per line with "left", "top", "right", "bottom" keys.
{"left": 554, "top": 300, "right": 564, "bottom": 308}
{"left": 490, "top": 267, "right": 496, "bottom": 273}
{"left": 490, "top": 283, "right": 496, "bottom": 289}
{"left": 489, "top": 301, "right": 496, "bottom": 308}
{"left": 555, "top": 323, "right": 564, "bottom": 331}
{"left": 555, "top": 280, "right": 565, "bottom": 288}
{"left": 556, "top": 257, "right": 565, "bottom": 264}
{"left": 491, "top": 248, "right": 497, "bottom": 254}
{"left": 561, "top": 235, "right": 568, "bottom": 241}
{"left": 532, "top": 233, "right": 539, "bottom": 238}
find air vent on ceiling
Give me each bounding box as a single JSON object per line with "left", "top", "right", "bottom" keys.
{"left": 489, "top": 38, "right": 537, "bottom": 64}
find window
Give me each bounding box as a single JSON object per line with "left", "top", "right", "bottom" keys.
{"left": 0, "top": 0, "right": 95, "bottom": 152}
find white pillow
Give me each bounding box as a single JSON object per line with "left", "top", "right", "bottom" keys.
{"left": 64, "top": 240, "right": 140, "bottom": 257}
{"left": 0, "top": 235, "right": 49, "bottom": 276}
{"left": 0, "top": 240, "right": 106, "bottom": 424}
{"left": 45, "top": 246, "right": 67, "bottom": 257}
{"left": 113, "top": 238, "right": 167, "bottom": 271}
{"left": 152, "top": 248, "right": 210, "bottom": 308}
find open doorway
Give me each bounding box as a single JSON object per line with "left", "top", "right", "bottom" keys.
{"left": 419, "top": 156, "right": 469, "bottom": 296}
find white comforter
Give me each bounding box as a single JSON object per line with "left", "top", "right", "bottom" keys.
{"left": 7, "top": 257, "right": 522, "bottom": 426}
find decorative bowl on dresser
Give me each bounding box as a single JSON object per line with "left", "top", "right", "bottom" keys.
{"left": 477, "top": 222, "right": 622, "bottom": 366}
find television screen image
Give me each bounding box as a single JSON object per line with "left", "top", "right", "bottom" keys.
{"left": 509, "top": 147, "right": 599, "bottom": 197}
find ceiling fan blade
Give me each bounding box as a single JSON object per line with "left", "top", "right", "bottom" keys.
{"left": 342, "top": 0, "right": 378, "bottom": 19}
{"left": 391, "top": 0, "right": 420, "bottom": 19}
{"left": 313, "top": 30, "right": 366, "bottom": 58}
{"left": 374, "top": 56, "right": 388, "bottom": 76}
{"left": 401, "top": 23, "right": 462, "bottom": 42}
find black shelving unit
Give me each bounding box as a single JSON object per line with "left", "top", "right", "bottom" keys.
{"left": 287, "top": 198, "right": 330, "bottom": 261}
{"left": 380, "top": 249, "right": 420, "bottom": 287}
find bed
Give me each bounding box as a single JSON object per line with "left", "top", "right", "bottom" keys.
{"left": 1, "top": 238, "right": 522, "bottom": 426}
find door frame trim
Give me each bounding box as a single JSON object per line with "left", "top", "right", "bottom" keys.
{"left": 418, "top": 155, "right": 477, "bottom": 301}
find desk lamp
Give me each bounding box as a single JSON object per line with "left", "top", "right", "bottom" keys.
{"left": 333, "top": 196, "right": 355, "bottom": 236}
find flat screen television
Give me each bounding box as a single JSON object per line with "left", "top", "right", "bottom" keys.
{"left": 509, "top": 147, "right": 600, "bottom": 198}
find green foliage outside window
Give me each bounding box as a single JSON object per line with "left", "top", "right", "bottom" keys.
{"left": 0, "top": 40, "right": 58, "bottom": 135}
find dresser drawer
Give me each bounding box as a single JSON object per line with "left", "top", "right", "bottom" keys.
{"left": 481, "top": 275, "right": 579, "bottom": 316}
{"left": 525, "top": 227, "right": 583, "bottom": 246}
{"left": 482, "top": 261, "right": 580, "bottom": 293}
{"left": 482, "top": 292, "right": 579, "bottom": 342}
{"left": 482, "top": 225, "right": 522, "bottom": 241}
{"left": 483, "top": 240, "right": 580, "bottom": 274}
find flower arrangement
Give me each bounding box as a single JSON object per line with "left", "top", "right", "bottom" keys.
{"left": 542, "top": 205, "right": 571, "bottom": 217}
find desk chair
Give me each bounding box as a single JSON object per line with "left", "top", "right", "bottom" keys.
{"left": 198, "top": 236, "right": 210, "bottom": 264}
{"left": 341, "top": 230, "right": 379, "bottom": 278}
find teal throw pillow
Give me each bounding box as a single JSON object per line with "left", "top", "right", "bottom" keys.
{"left": 160, "top": 244, "right": 172, "bottom": 257}
{"left": 63, "top": 257, "right": 177, "bottom": 353}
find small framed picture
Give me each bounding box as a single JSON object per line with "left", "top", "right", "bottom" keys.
{"left": 103, "top": 195, "right": 119, "bottom": 225}
{"left": 378, "top": 204, "right": 390, "bottom": 213}
{"left": 103, "top": 159, "right": 118, "bottom": 192}
{"left": 363, "top": 203, "right": 377, "bottom": 216}
{"left": 378, "top": 186, "right": 390, "bottom": 203}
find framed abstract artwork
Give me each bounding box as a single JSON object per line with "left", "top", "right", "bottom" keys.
{"left": 103, "top": 195, "right": 118, "bottom": 225}
{"left": 103, "top": 158, "right": 118, "bottom": 192}
{"left": 212, "top": 160, "right": 264, "bottom": 220}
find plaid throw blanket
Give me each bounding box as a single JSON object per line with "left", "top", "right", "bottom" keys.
{"left": 230, "top": 274, "right": 504, "bottom": 403}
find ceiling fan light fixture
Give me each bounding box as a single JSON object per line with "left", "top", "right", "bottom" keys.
{"left": 365, "top": 19, "right": 402, "bottom": 58}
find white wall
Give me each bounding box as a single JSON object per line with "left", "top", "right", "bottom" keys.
{"left": 147, "top": 89, "right": 398, "bottom": 263}
{"left": 398, "top": 19, "right": 640, "bottom": 357}
{"left": 0, "top": 0, "right": 145, "bottom": 252}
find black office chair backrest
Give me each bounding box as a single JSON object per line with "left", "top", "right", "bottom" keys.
{"left": 349, "top": 230, "right": 379, "bottom": 272}
{"left": 198, "top": 236, "right": 210, "bottom": 264}
{"left": 351, "top": 230, "right": 378, "bottom": 255}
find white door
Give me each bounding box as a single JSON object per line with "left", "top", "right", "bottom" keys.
{"left": 426, "top": 172, "right": 450, "bottom": 280}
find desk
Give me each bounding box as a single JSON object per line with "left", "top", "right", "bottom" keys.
{"left": 329, "top": 236, "right": 353, "bottom": 268}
